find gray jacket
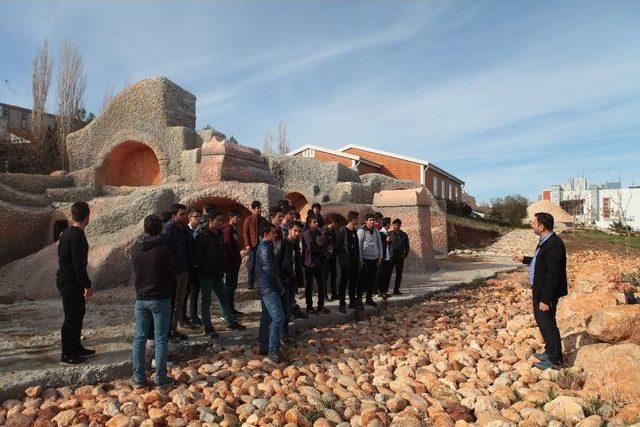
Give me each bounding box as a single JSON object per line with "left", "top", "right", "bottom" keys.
{"left": 357, "top": 226, "right": 382, "bottom": 262}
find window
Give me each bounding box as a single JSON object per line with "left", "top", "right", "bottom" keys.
{"left": 449, "top": 184, "right": 453, "bottom": 200}
{"left": 302, "top": 149, "right": 315, "bottom": 158}
{"left": 455, "top": 186, "right": 459, "bottom": 200}
{"left": 433, "top": 176, "right": 438, "bottom": 196}
{"left": 1, "top": 107, "right": 7, "bottom": 118}
{"left": 21, "top": 112, "right": 27, "bottom": 121}
{"left": 441, "top": 180, "right": 446, "bottom": 199}
{"left": 602, "top": 198, "right": 610, "bottom": 219}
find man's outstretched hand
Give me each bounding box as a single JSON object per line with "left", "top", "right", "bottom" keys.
{"left": 539, "top": 301, "right": 550, "bottom": 312}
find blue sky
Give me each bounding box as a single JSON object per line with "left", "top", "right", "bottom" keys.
{"left": 1, "top": 1, "right": 639, "bottom": 202}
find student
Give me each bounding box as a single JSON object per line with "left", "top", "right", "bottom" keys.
{"left": 256, "top": 223, "right": 287, "bottom": 363}
{"left": 269, "top": 210, "right": 284, "bottom": 241}
{"left": 322, "top": 214, "right": 339, "bottom": 301}
{"left": 131, "top": 215, "right": 175, "bottom": 389}
{"left": 57, "top": 202, "right": 94, "bottom": 365}
{"left": 336, "top": 211, "right": 363, "bottom": 312}
{"left": 375, "top": 217, "right": 393, "bottom": 299}
{"left": 302, "top": 214, "right": 330, "bottom": 314}
{"left": 280, "top": 210, "right": 294, "bottom": 238}
{"left": 388, "top": 218, "right": 410, "bottom": 295}
{"left": 274, "top": 220, "right": 304, "bottom": 339}
{"left": 310, "top": 203, "right": 325, "bottom": 228}
{"left": 162, "top": 203, "right": 191, "bottom": 341}
{"left": 222, "top": 209, "right": 244, "bottom": 315}
{"left": 196, "top": 212, "right": 246, "bottom": 338}
{"left": 357, "top": 213, "right": 383, "bottom": 307}
{"left": 243, "top": 201, "right": 265, "bottom": 290}
{"left": 182, "top": 207, "right": 202, "bottom": 328}
{"left": 373, "top": 212, "right": 383, "bottom": 231}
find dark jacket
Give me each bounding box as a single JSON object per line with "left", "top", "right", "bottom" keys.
{"left": 389, "top": 230, "right": 410, "bottom": 259}
{"left": 195, "top": 226, "right": 228, "bottom": 279}
{"left": 162, "top": 220, "right": 191, "bottom": 273}
{"left": 322, "top": 226, "right": 338, "bottom": 259}
{"left": 222, "top": 223, "right": 241, "bottom": 265}
{"left": 302, "top": 228, "right": 324, "bottom": 268}
{"left": 274, "top": 237, "right": 303, "bottom": 283}
{"left": 256, "top": 239, "right": 284, "bottom": 295}
{"left": 523, "top": 233, "right": 568, "bottom": 305}
{"left": 380, "top": 228, "right": 390, "bottom": 260}
{"left": 56, "top": 226, "right": 91, "bottom": 291}
{"left": 336, "top": 226, "right": 360, "bottom": 267}
{"left": 131, "top": 235, "right": 176, "bottom": 300}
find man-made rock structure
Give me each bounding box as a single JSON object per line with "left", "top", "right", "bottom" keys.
{"left": 0, "top": 77, "right": 439, "bottom": 302}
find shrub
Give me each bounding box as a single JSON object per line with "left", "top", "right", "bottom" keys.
{"left": 489, "top": 194, "right": 529, "bottom": 227}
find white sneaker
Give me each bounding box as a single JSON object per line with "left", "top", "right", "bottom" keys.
{"left": 151, "top": 359, "right": 173, "bottom": 369}
{"left": 146, "top": 340, "right": 155, "bottom": 349}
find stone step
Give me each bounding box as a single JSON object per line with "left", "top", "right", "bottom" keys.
{"left": 0, "top": 181, "right": 50, "bottom": 207}
{"left": 45, "top": 185, "right": 95, "bottom": 202}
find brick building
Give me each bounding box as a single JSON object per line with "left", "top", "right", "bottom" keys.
{"left": 0, "top": 102, "right": 57, "bottom": 140}
{"left": 288, "top": 144, "right": 464, "bottom": 201}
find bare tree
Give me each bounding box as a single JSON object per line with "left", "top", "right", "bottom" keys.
{"left": 31, "top": 38, "right": 53, "bottom": 146}
{"left": 602, "top": 174, "right": 635, "bottom": 255}
{"left": 278, "top": 122, "right": 290, "bottom": 155}
{"left": 102, "top": 85, "right": 115, "bottom": 112}
{"left": 263, "top": 132, "right": 274, "bottom": 156}
{"left": 560, "top": 172, "right": 591, "bottom": 230}
{"left": 56, "top": 41, "right": 86, "bottom": 171}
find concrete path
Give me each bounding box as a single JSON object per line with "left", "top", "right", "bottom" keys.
{"left": 0, "top": 255, "right": 519, "bottom": 400}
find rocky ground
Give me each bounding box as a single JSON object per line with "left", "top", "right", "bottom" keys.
{"left": 1, "top": 232, "right": 640, "bottom": 426}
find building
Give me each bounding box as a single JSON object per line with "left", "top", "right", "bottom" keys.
{"left": 540, "top": 177, "right": 640, "bottom": 230}
{"left": 0, "top": 102, "right": 57, "bottom": 139}
{"left": 288, "top": 144, "right": 464, "bottom": 201}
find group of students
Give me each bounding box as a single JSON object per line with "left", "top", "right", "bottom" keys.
{"left": 55, "top": 199, "right": 410, "bottom": 387}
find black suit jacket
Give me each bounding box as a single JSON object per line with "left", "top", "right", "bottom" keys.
{"left": 523, "top": 233, "right": 568, "bottom": 305}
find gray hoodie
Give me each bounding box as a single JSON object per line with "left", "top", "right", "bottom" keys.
{"left": 357, "top": 226, "right": 383, "bottom": 262}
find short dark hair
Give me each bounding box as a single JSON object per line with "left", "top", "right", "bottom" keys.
{"left": 203, "top": 203, "right": 217, "bottom": 213}
{"left": 311, "top": 203, "right": 322, "bottom": 211}
{"left": 392, "top": 218, "right": 402, "bottom": 226}
{"left": 534, "top": 212, "right": 554, "bottom": 231}
{"left": 144, "top": 214, "right": 163, "bottom": 236}
{"left": 229, "top": 208, "right": 242, "bottom": 218}
{"left": 205, "top": 210, "right": 222, "bottom": 222}
{"left": 347, "top": 211, "right": 360, "bottom": 223}
{"left": 325, "top": 214, "right": 336, "bottom": 225}
{"left": 251, "top": 200, "right": 262, "bottom": 210}
{"left": 373, "top": 212, "right": 383, "bottom": 221}
{"left": 364, "top": 213, "right": 375, "bottom": 221}
{"left": 170, "top": 203, "right": 187, "bottom": 217}
{"left": 188, "top": 207, "right": 202, "bottom": 215}
{"left": 290, "top": 220, "right": 304, "bottom": 230}
{"left": 160, "top": 210, "right": 172, "bottom": 223}
{"left": 260, "top": 223, "right": 275, "bottom": 237}
{"left": 381, "top": 217, "right": 391, "bottom": 227}
{"left": 307, "top": 213, "right": 318, "bottom": 223}
{"left": 71, "top": 202, "right": 90, "bottom": 222}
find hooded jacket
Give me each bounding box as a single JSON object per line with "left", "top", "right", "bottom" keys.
{"left": 131, "top": 235, "right": 176, "bottom": 300}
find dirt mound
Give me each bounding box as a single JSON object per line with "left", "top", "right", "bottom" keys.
{"left": 527, "top": 200, "right": 573, "bottom": 224}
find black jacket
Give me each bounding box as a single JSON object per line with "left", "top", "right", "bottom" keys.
{"left": 56, "top": 226, "right": 91, "bottom": 291}
{"left": 131, "top": 235, "right": 176, "bottom": 300}
{"left": 336, "top": 226, "right": 360, "bottom": 267}
{"left": 389, "top": 230, "right": 410, "bottom": 259}
{"left": 523, "top": 233, "right": 568, "bottom": 305}
{"left": 195, "top": 226, "right": 228, "bottom": 279}
{"left": 274, "top": 237, "right": 303, "bottom": 284}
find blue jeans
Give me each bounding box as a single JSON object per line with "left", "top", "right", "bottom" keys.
{"left": 132, "top": 298, "right": 171, "bottom": 384}
{"left": 200, "top": 276, "right": 234, "bottom": 328}
{"left": 258, "top": 291, "right": 284, "bottom": 354}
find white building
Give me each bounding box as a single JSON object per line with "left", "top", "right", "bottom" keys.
{"left": 540, "top": 178, "right": 640, "bottom": 231}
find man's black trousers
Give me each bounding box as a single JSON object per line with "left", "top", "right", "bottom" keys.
{"left": 304, "top": 266, "right": 325, "bottom": 309}
{"left": 533, "top": 299, "right": 563, "bottom": 364}
{"left": 338, "top": 262, "right": 359, "bottom": 304}
{"left": 358, "top": 259, "right": 378, "bottom": 301}
{"left": 60, "top": 288, "right": 86, "bottom": 356}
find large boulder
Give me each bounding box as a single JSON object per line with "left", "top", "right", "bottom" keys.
{"left": 587, "top": 305, "right": 640, "bottom": 343}
{"left": 556, "top": 289, "right": 619, "bottom": 335}
{"left": 572, "top": 343, "right": 640, "bottom": 403}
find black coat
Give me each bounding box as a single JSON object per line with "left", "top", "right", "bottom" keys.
{"left": 194, "top": 226, "right": 228, "bottom": 279}
{"left": 274, "top": 238, "right": 303, "bottom": 283}
{"left": 523, "top": 233, "right": 568, "bottom": 305}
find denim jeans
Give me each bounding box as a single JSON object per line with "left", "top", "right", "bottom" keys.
{"left": 200, "top": 276, "right": 234, "bottom": 328}
{"left": 132, "top": 298, "right": 171, "bottom": 384}
{"left": 258, "top": 291, "right": 284, "bottom": 354}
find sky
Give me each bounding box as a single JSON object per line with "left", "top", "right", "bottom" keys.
{"left": 1, "top": 1, "right": 639, "bottom": 202}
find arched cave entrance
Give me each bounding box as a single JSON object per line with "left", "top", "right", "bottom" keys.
{"left": 286, "top": 191, "right": 310, "bottom": 219}
{"left": 102, "top": 141, "right": 161, "bottom": 186}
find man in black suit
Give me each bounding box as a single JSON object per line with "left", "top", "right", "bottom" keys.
{"left": 513, "top": 212, "right": 568, "bottom": 370}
